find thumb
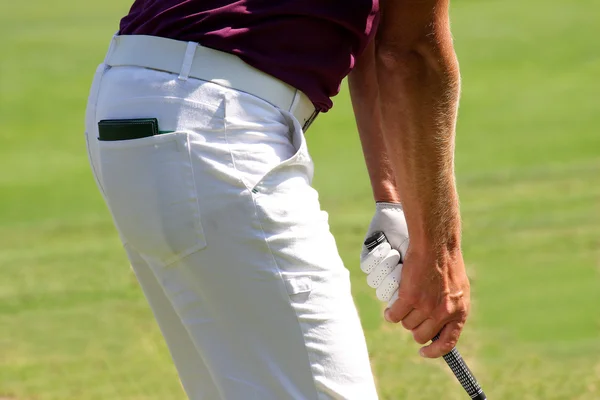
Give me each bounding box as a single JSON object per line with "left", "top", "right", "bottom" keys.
{"left": 369, "top": 203, "right": 409, "bottom": 258}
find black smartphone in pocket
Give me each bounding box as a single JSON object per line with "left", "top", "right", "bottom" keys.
{"left": 98, "top": 118, "right": 159, "bottom": 141}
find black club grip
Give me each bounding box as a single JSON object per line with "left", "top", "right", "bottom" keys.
{"left": 364, "top": 231, "right": 487, "bottom": 400}
{"left": 433, "top": 334, "right": 486, "bottom": 399}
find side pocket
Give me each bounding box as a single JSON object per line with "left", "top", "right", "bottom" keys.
{"left": 224, "top": 91, "right": 314, "bottom": 194}
{"left": 97, "top": 132, "right": 207, "bottom": 266}
{"left": 251, "top": 110, "right": 313, "bottom": 194}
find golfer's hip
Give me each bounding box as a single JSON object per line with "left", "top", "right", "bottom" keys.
{"left": 85, "top": 61, "right": 306, "bottom": 262}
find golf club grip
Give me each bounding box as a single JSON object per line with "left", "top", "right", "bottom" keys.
{"left": 433, "top": 334, "right": 486, "bottom": 399}
{"left": 364, "top": 231, "right": 487, "bottom": 400}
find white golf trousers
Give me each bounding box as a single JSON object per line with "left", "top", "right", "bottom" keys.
{"left": 84, "top": 59, "right": 378, "bottom": 400}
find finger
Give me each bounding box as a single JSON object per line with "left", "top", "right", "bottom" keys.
{"left": 410, "top": 318, "right": 442, "bottom": 345}
{"left": 385, "top": 293, "right": 413, "bottom": 324}
{"left": 400, "top": 309, "right": 429, "bottom": 331}
{"left": 376, "top": 263, "right": 402, "bottom": 302}
{"left": 366, "top": 250, "right": 400, "bottom": 288}
{"left": 385, "top": 301, "right": 412, "bottom": 323}
{"left": 386, "top": 288, "right": 399, "bottom": 308}
{"left": 360, "top": 242, "right": 392, "bottom": 274}
{"left": 419, "top": 321, "right": 463, "bottom": 359}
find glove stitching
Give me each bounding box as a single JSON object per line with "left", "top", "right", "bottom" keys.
{"left": 375, "top": 202, "right": 404, "bottom": 212}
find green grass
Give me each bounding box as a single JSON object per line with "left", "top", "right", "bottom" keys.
{"left": 1, "top": 0, "right": 599, "bottom": 399}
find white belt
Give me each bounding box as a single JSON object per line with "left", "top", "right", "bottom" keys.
{"left": 104, "top": 35, "right": 319, "bottom": 131}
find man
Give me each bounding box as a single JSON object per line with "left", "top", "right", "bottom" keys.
{"left": 84, "top": 0, "right": 470, "bottom": 399}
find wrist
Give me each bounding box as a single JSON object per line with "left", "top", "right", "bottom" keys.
{"left": 373, "top": 182, "right": 401, "bottom": 203}
{"left": 409, "top": 227, "right": 461, "bottom": 256}
{"left": 401, "top": 195, "right": 461, "bottom": 255}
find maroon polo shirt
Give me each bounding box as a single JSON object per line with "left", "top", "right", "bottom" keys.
{"left": 119, "top": 1, "right": 379, "bottom": 112}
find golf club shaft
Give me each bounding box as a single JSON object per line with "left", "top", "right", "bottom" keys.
{"left": 364, "top": 231, "right": 487, "bottom": 400}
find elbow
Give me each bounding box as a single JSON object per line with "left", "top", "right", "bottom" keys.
{"left": 375, "top": 44, "right": 428, "bottom": 80}
{"left": 375, "top": 37, "right": 460, "bottom": 86}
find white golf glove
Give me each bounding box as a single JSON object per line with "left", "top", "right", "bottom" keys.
{"left": 360, "top": 202, "right": 409, "bottom": 307}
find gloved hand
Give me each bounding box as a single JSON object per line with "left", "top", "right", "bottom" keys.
{"left": 360, "top": 202, "right": 409, "bottom": 307}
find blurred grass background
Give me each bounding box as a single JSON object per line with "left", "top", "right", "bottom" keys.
{"left": 1, "top": 0, "right": 599, "bottom": 399}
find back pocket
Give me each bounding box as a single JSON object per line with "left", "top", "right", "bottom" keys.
{"left": 97, "top": 131, "right": 206, "bottom": 266}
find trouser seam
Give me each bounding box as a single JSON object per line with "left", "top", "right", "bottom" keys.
{"left": 248, "top": 195, "right": 321, "bottom": 400}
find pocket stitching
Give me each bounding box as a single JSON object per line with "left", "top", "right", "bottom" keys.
{"left": 159, "top": 131, "right": 207, "bottom": 266}
{"left": 222, "top": 91, "right": 256, "bottom": 192}
{"left": 183, "top": 131, "right": 208, "bottom": 260}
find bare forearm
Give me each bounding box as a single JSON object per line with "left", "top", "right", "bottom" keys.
{"left": 349, "top": 39, "right": 400, "bottom": 204}
{"left": 376, "top": 1, "right": 461, "bottom": 252}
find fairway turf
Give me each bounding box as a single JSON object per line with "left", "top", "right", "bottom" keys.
{"left": 1, "top": 1, "right": 599, "bottom": 399}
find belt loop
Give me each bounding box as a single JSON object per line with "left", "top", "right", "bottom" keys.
{"left": 289, "top": 89, "right": 301, "bottom": 112}
{"left": 178, "top": 42, "right": 198, "bottom": 81}
{"left": 303, "top": 109, "right": 320, "bottom": 132}
{"left": 103, "top": 32, "right": 118, "bottom": 64}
